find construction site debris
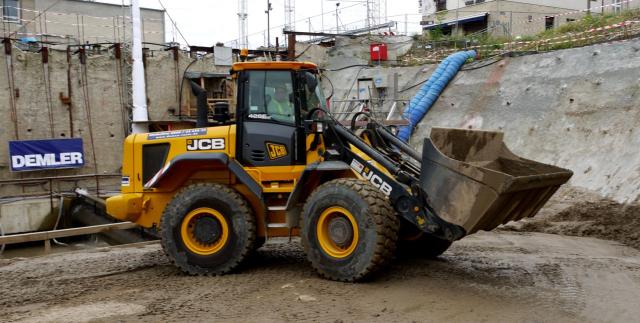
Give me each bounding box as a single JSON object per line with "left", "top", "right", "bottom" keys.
{"left": 504, "top": 186, "right": 640, "bottom": 250}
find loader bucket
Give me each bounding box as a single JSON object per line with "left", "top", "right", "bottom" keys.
{"left": 420, "top": 128, "right": 573, "bottom": 236}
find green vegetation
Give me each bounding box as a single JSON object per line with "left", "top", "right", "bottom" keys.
{"left": 540, "top": 9, "right": 640, "bottom": 38}
{"left": 402, "top": 9, "right": 640, "bottom": 64}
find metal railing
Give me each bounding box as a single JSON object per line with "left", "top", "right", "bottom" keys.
{"left": 410, "top": 11, "right": 640, "bottom": 64}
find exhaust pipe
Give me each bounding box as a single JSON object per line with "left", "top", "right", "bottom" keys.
{"left": 190, "top": 81, "right": 209, "bottom": 128}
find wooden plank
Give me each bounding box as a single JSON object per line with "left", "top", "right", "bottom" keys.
{"left": 0, "top": 222, "right": 138, "bottom": 245}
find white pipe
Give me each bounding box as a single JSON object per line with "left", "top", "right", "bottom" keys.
{"left": 131, "top": 0, "right": 148, "bottom": 133}
{"left": 386, "top": 101, "right": 397, "bottom": 120}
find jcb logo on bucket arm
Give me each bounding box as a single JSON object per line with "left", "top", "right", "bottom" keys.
{"left": 350, "top": 159, "right": 393, "bottom": 196}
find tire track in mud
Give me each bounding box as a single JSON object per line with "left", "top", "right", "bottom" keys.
{"left": 532, "top": 263, "right": 587, "bottom": 318}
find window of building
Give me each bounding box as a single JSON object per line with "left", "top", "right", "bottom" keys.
{"left": 436, "top": 0, "right": 447, "bottom": 11}
{"left": 3, "top": 0, "right": 19, "bottom": 23}
{"left": 613, "top": 0, "right": 622, "bottom": 14}
{"left": 545, "top": 16, "right": 555, "bottom": 30}
{"left": 566, "top": 18, "right": 576, "bottom": 23}
{"left": 528, "top": 15, "right": 533, "bottom": 22}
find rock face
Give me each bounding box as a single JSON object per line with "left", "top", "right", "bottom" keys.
{"left": 326, "top": 38, "right": 640, "bottom": 204}
{"left": 411, "top": 38, "right": 640, "bottom": 204}
{"left": 0, "top": 46, "right": 224, "bottom": 195}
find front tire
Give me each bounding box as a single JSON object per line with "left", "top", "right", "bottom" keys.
{"left": 301, "top": 178, "right": 399, "bottom": 282}
{"left": 160, "top": 183, "right": 256, "bottom": 275}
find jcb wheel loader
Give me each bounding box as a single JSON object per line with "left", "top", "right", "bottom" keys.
{"left": 106, "top": 61, "right": 572, "bottom": 282}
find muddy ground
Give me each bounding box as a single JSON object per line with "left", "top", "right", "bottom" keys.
{"left": 502, "top": 186, "right": 640, "bottom": 250}
{"left": 1, "top": 186, "right": 639, "bottom": 322}
{"left": 1, "top": 233, "right": 639, "bottom": 322}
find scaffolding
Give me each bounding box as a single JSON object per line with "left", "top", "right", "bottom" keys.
{"left": 237, "top": 0, "right": 249, "bottom": 48}
{"left": 284, "top": 0, "right": 295, "bottom": 32}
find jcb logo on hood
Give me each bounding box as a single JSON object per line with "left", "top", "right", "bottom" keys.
{"left": 266, "top": 142, "right": 287, "bottom": 159}
{"left": 186, "top": 138, "right": 225, "bottom": 151}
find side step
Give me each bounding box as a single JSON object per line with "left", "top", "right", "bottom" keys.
{"left": 266, "top": 206, "right": 288, "bottom": 229}
{"left": 266, "top": 205, "right": 289, "bottom": 229}
{"left": 266, "top": 223, "right": 288, "bottom": 228}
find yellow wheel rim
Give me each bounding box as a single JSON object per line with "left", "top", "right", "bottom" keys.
{"left": 180, "top": 207, "right": 229, "bottom": 256}
{"left": 316, "top": 206, "right": 359, "bottom": 259}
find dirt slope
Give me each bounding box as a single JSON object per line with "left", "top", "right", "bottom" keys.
{"left": 503, "top": 186, "right": 640, "bottom": 250}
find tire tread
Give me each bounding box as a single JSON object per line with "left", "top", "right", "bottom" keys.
{"left": 301, "top": 178, "right": 399, "bottom": 282}
{"left": 160, "top": 182, "right": 256, "bottom": 276}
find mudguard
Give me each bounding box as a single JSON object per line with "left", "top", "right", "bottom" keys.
{"left": 284, "top": 161, "right": 356, "bottom": 227}
{"left": 144, "top": 152, "right": 263, "bottom": 200}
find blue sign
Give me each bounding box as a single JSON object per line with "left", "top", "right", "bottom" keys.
{"left": 9, "top": 138, "right": 84, "bottom": 172}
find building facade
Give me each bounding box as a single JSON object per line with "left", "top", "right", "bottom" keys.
{"left": 421, "top": 0, "right": 637, "bottom": 37}
{"left": 1, "top": 0, "right": 165, "bottom": 45}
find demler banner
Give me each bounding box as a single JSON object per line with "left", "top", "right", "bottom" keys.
{"left": 9, "top": 138, "right": 85, "bottom": 172}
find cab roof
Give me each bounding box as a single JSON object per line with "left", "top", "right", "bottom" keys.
{"left": 231, "top": 61, "right": 318, "bottom": 72}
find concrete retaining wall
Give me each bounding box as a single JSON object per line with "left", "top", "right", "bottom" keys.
{"left": 0, "top": 45, "right": 223, "bottom": 198}
{"left": 327, "top": 38, "right": 640, "bottom": 203}
{"left": 412, "top": 38, "right": 640, "bottom": 203}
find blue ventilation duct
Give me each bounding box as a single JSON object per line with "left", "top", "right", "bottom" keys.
{"left": 397, "top": 50, "right": 476, "bottom": 142}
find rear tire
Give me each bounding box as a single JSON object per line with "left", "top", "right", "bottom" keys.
{"left": 160, "top": 183, "right": 256, "bottom": 275}
{"left": 301, "top": 178, "right": 399, "bottom": 282}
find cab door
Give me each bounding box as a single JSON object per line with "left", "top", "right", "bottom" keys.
{"left": 236, "top": 69, "right": 305, "bottom": 167}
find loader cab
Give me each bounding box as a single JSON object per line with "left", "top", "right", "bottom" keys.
{"left": 233, "top": 62, "right": 325, "bottom": 167}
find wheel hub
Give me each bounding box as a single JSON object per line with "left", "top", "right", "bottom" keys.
{"left": 193, "top": 216, "right": 222, "bottom": 245}
{"left": 327, "top": 216, "right": 353, "bottom": 247}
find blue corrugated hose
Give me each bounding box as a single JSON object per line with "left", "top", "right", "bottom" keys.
{"left": 397, "top": 50, "right": 476, "bottom": 142}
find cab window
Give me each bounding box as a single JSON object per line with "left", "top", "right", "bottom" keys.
{"left": 246, "top": 70, "right": 295, "bottom": 124}
{"left": 301, "top": 71, "right": 326, "bottom": 118}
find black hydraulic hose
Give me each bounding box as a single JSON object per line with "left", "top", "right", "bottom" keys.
{"left": 307, "top": 108, "right": 400, "bottom": 173}
{"left": 177, "top": 57, "right": 200, "bottom": 118}
{"left": 309, "top": 107, "right": 413, "bottom": 181}
{"left": 376, "top": 125, "right": 423, "bottom": 163}
{"left": 332, "top": 123, "right": 401, "bottom": 175}
{"left": 294, "top": 44, "right": 314, "bottom": 60}
{"left": 399, "top": 78, "right": 427, "bottom": 92}
{"left": 349, "top": 111, "right": 370, "bottom": 130}
{"left": 325, "top": 64, "right": 370, "bottom": 71}
{"left": 350, "top": 111, "right": 423, "bottom": 163}
{"left": 306, "top": 107, "right": 331, "bottom": 121}
{"left": 322, "top": 73, "right": 334, "bottom": 102}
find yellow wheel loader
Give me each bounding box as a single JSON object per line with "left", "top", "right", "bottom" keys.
{"left": 106, "top": 61, "right": 572, "bottom": 282}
